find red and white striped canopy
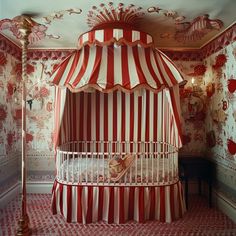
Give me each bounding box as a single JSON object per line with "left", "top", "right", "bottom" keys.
{"left": 77, "top": 27, "right": 153, "bottom": 49}
{"left": 49, "top": 28, "right": 184, "bottom": 93}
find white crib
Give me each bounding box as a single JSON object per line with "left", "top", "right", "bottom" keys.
{"left": 50, "top": 22, "right": 186, "bottom": 224}
{"left": 56, "top": 141, "right": 179, "bottom": 186}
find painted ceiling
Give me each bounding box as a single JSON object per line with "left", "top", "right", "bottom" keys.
{"left": 0, "top": 0, "right": 235, "bottom": 50}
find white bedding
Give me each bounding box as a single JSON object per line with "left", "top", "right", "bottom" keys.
{"left": 59, "top": 157, "right": 176, "bottom": 183}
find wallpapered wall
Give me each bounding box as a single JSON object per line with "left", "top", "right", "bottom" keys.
{"left": 17, "top": 59, "right": 56, "bottom": 182}
{"left": 175, "top": 43, "right": 236, "bottom": 162}
{"left": 0, "top": 50, "right": 20, "bottom": 196}
{"left": 0, "top": 41, "right": 235, "bottom": 201}
{"left": 204, "top": 42, "right": 236, "bottom": 199}
{"left": 175, "top": 43, "right": 236, "bottom": 167}
{"left": 174, "top": 60, "right": 206, "bottom": 156}
{"left": 175, "top": 42, "right": 236, "bottom": 201}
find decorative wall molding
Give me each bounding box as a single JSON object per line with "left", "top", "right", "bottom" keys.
{"left": 201, "top": 23, "right": 236, "bottom": 58}
{"left": 0, "top": 182, "right": 19, "bottom": 209}
{"left": 163, "top": 23, "right": 236, "bottom": 60}
{"left": 0, "top": 152, "right": 19, "bottom": 196}
{"left": 0, "top": 152, "right": 19, "bottom": 165}
{"left": 1, "top": 23, "right": 235, "bottom": 61}
{"left": 0, "top": 33, "right": 21, "bottom": 60}
{"left": 162, "top": 50, "right": 204, "bottom": 61}
{"left": 21, "top": 181, "right": 53, "bottom": 194}
{"left": 213, "top": 189, "right": 236, "bottom": 223}
{"left": 26, "top": 151, "right": 54, "bottom": 157}
{"left": 207, "top": 153, "right": 236, "bottom": 171}
{"left": 0, "top": 181, "right": 52, "bottom": 208}
{"left": 27, "top": 49, "right": 73, "bottom": 61}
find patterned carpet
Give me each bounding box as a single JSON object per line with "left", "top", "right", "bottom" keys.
{"left": 0, "top": 194, "right": 236, "bottom": 236}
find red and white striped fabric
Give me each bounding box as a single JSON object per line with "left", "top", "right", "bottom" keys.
{"left": 78, "top": 28, "right": 153, "bottom": 49}
{"left": 54, "top": 89, "right": 182, "bottom": 149}
{"left": 51, "top": 179, "right": 186, "bottom": 224}
{"left": 49, "top": 45, "right": 184, "bottom": 93}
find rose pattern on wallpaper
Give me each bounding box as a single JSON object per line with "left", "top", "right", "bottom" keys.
{"left": 0, "top": 50, "right": 20, "bottom": 155}
{"left": 23, "top": 60, "right": 58, "bottom": 152}
{"left": 175, "top": 60, "right": 207, "bottom": 155}
{"left": 0, "top": 50, "right": 57, "bottom": 155}
{"left": 204, "top": 42, "right": 236, "bottom": 165}
{"left": 176, "top": 42, "right": 236, "bottom": 167}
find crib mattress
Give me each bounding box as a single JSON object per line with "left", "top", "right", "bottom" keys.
{"left": 59, "top": 158, "right": 175, "bottom": 183}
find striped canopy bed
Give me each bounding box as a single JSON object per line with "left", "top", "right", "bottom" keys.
{"left": 49, "top": 24, "right": 186, "bottom": 224}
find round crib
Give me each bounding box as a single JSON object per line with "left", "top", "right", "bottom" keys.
{"left": 51, "top": 140, "right": 185, "bottom": 224}
{"left": 49, "top": 13, "right": 187, "bottom": 223}
{"left": 56, "top": 140, "right": 179, "bottom": 186}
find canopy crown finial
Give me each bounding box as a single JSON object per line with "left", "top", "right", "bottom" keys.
{"left": 87, "top": 2, "right": 145, "bottom": 29}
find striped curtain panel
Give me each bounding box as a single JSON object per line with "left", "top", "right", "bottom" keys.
{"left": 54, "top": 88, "right": 182, "bottom": 150}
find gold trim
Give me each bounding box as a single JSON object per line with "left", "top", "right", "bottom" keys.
{"left": 16, "top": 214, "right": 31, "bottom": 236}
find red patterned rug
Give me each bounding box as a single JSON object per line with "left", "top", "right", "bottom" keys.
{"left": 0, "top": 194, "right": 236, "bottom": 236}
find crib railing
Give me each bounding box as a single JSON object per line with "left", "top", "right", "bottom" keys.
{"left": 56, "top": 141, "right": 179, "bottom": 186}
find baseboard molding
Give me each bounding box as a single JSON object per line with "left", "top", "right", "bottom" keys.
{"left": 25, "top": 181, "right": 54, "bottom": 194}
{"left": 213, "top": 189, "right": 236, "bottom": 223}
{"left": 0, "top": 182, "right": 19, "bottom": 209}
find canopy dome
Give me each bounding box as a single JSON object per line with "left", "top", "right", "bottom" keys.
{"left": 49, "top": 25, "right": 184, "bottom": 93}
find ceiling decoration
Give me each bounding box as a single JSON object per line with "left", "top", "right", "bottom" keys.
{"left": 0, "top": 0, "right": 235, "bottom": 50}
{"left": 147, "top": 6, "right": 186, "bottom": 24}
{"left": 0, "top": 8, "right": 83, "bottom": 44}
{"left": 0, "top": 16, "right": 48, "bottom": 44}
{"left": 42, "top": 8, "right": 82, "bottom": 25}
{"left": 147, "top": 6, "right": 223, "bottom": 43}
{"left": 174, "top": 14, "right": 223, "bottom": 43}
{"left": 87, "top": 2, "right": 145, "bottom": 28}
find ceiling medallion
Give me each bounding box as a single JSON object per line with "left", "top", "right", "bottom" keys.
{"left": 87, "top": 2, "right": 145, "bottom": 28}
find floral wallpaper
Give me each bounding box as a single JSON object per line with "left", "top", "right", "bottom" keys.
{"left": 0, "top": 50, "right": 20, "bottom": 195}
{"left": 175, "top": 60, "right": 207, "bottom": 156}
{"left": 174, "top": 42, "right": 236, "bottom": 202}
{"left": 22, "top": 59, "right": 57, "bottom": 182}
{"left": 204, "top": 42, "right": 236, "bottom": 168}
{"left": 204, "top": 42, "right": 236, "bottom": 202}
{"left": 0, "top": 50, "right": 20, "bottom": 156}
{"left": 0, "top": 49, "right": 57, "bottom": 185}
{"left": 174, "top": 42, "right": 236, "bottom": 172}
{"left": 23, "top": 61, "right": 55, "bottom": 152}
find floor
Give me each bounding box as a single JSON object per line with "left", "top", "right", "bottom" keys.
{"left": 0, "top": 194, "right": 236, "bottom": 236}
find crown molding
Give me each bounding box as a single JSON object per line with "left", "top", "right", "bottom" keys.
{"left": 0, "top": 23, "right": 235, "bottom": 61}
{"left": 162, "top": 22, "right": 236, "bottom": 61}
{"left": 0, "top": 33, "right": 21, "bottom": 60}
{"left": 201, "top": 22, "right": 236, "bottom": 58}
{"left": 27, "top": 49, "right": 73, "bottom": 61}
